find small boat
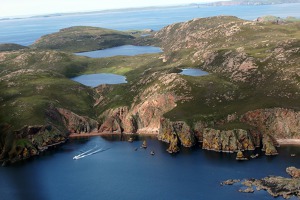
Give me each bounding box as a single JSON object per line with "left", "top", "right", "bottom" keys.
{"left": 150, "top": 151, "right": 155, "bottom": 155}
{"left": 141, "top": 140, "right": 147, "bottom": 149}
{"left": 250, "top": 153, "right": 259, "bottom": 159}
{"left": 73, "top": 155, "right": 80, "bottom": 160}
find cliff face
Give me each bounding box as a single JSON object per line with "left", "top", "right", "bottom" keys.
{"left": 0, "top": 125, "right": 66, "bottom": 165}
{"left": 99, "top": 93, "right": 177, "bottom": 134}
{"left": 241, "top": 108, "right": 300, "bottom": 139}
{"left": 157, "top": 111, "right": 282, "bottom": 155}
{"left": 202, "top": 128, "right": 255, "bottom": 152}
{"left": 57, "top": 108, "right": 98, "bottom": 134}
{"left": 158, "top": 118, "right": 196, "bottom": 153}
{"left": 0, "top": 107, "right": 99, "bottom": 165}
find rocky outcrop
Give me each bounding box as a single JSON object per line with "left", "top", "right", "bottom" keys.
{"left": 223, "top": 167, "right": 300, "bottom": 199}
{"left": 241, "top": 108, "right": 300, "bottom": 140}
{"left": 158, "top": 118, "right": 196, "bottom": 147}
{"left": 262, "top": 134, "right": 279, "bottom": 155}
{"left": 158, "top": 118, "right": 196, "bottom": 152}
{"left": 99, "top": 93, "right": 178, "bottom": 134}
{"left": 57, "top": 108, "right": 98, "bottom": 134}
{"left": 286, "top": 166, "right": 300, "bottom": 178}
{"left": 166, "top": 135, "right": 180, "bottom": 154}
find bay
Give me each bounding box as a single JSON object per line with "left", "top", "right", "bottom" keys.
{"left": 0, "top": 136, "right": 299, "bottom": 200}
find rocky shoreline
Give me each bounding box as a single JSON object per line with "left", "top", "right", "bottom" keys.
{"left": 221, "top": 167, "right": 300, "bottom": 199}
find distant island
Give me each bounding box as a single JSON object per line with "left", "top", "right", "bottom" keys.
{"left": 203, "top": 0, "right": 300, "bottom": 6}
{"left": 1, "top": 0, "right": 300, "bottom": 21}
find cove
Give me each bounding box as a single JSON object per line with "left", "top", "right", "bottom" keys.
{"left": 75, "top": 45, "right": 162, "bottom": 58}
{"left": 0, "top": 136, "right": 299, "bottom": 200}
{"left": 71, "top": 73, "right": 127, "bottom": 87}
{"left": 180, "top": 68, "right": 209, "bottom": 76}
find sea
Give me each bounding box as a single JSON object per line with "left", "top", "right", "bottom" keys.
{"left": 1, "top": 3, "right": 300, "bottom": 200}
{"left": 0, "top": 3, "right": 300, "bottom": 45}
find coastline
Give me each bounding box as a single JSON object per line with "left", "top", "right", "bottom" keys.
{"left": 68, "top": 132, "right": 158, "bottom": 138}
{"left": 277, "top": 139, "right": 300, "bottom": 145}
{"left": 69, "top": 132, "right": 114, "bottom": 138}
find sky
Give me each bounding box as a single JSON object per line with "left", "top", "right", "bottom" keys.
{"left": 0, "top": 0, "right": 226, "bottom": 18}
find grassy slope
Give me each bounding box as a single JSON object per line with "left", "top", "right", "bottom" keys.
{"left": 0, "top": 70, "right": 95, "bottom": 129}
{"left": 30, "top": 26, "right": 137, "bottom": 53}
{"left": 154, "top": 17, "right": 300, "bottom": 127}
{"left": 0, "top": 43, "right": 28, "bottom": 52}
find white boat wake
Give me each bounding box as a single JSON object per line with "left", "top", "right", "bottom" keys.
{"left": 73, "top": 146, "right": 110, "bottom": 160}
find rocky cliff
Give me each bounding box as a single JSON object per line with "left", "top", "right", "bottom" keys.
{"left": 99, "top": 93, "right": 177, "bottom": 134}
{"left": 0, "top": 107, "right": 98, "bottom": 165}
{"left": 57, "top": 108, "right": 98, "bottom": 134}
{"left": 241, "top": 108, "right": 300, "bottom": 140}
{"left": 0, "top": 124, "right": 66, "bottom": 165}
{"left": 158, "top": 118, "right": 196, "bottom": 153}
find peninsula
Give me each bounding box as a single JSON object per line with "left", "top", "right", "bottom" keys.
{"left": 0, "top": 16, "right": 300, "bottom": 166}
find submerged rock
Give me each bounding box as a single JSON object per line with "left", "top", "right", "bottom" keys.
{"left": 238, "top": 187, "right": 254, "bottom": 193}
{"left": 220, "top": 179, "right": 240, "bottom": 185}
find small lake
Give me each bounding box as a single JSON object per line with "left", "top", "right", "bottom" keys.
{"left": 71, "top": 73, "right": 127, "bottom": 87}
{"left": 180, "top": 68, "right": 208, "bottom": 76}
{"left": 75, "top": 45, "right": 162, "bottom": 58}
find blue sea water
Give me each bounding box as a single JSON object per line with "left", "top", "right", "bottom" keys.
{"left": 0, "top": 136, "right": 299, "bottom": 200}
{"left": 1, "top": 4, "right": 300, "bottom": 200}
{"left": 75, "top": 45, "right": 162, "bottom": 58}
{"left": 71, "top": 73, "right": 127, "bottom": 87}
{"left": 0, "top": 4, "right": 300, "bottom": 45}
